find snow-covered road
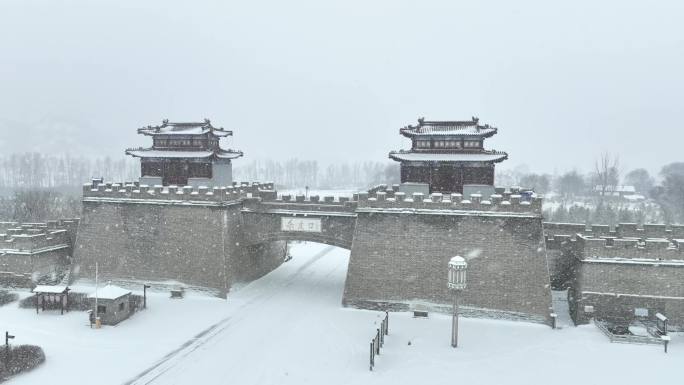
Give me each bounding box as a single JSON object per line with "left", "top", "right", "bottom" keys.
{"left": 125, "top": 244, "right": 368, "bottom": 385}
{"left": 2, "top": 242, "right": 682, "bottom": 385}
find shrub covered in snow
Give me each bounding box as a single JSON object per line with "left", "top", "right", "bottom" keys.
{"left": 0, "top": 344, "right": 46, "bottom": 380}
{"left": 18, "top": 295, "right": 35, "bottom": 309}
{"left": 0, "top": 290, "right": 18, "bottom": 306}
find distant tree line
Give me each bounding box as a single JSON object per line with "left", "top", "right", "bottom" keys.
{"left": 500, "top": 154, "right": 684, "bottom": 224}
{"left": 0, "top": 153, "right": 400, "bottom": 221}
{"left": 233, "top": 159, "right": 399, "bottom": 190}
{"left": 0, "top": 153, "right": 399, "bottom": 192}
{"left": 0, "top": 153, "right": 138, "bottom": 190}
{"left": 0, "top": 189, "right": 81, "bottom": 223}
{"left": 1, "top": 152, "right": 682, "bottom": 225}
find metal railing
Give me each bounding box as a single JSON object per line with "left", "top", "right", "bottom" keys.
{"left": 595, "top": 321, "right": 663, "bottom": 345}
{"left": 369, "top": 312, "right": 389, "bottom": 371}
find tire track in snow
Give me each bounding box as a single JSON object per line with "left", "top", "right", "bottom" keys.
{"left": 123, "top": 245, "right": 337, "bottom": 385}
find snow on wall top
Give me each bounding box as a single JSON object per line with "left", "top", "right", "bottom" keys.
{"left": 0, "top": 223, "right": 71, "bottom": 253}
{"left": 543, "top": 222, "right": 684, "bottom": 241}
{"left": 82, "top": 179, "right": 541, "bottom": 215}
{"left": 574, "top": 234, "right": 683, "bottom": 261}
{"left": 83, "top": 181, "right": 277, "bottom": 204}
{"left": 351, "top": 189, "right": 542, "bottom": 215}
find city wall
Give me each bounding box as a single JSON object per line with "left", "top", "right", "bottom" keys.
{"left": 544, "top": 226, "right": 684, "bottom": 328}
{"left": 344, "top": 208, "right": 552, "bottom": 323}
{"left": 75, "top": 181, "right": 283, "bottom": 296}
{"left": 339, "top": 186, "right": 552, "bottom": 323}
{"left": 0, "top": 221, "right": 78, "bottom": 286}
{"left": 71, "top": 181, "right": 554, "bottom": 323}
{"left": 572, "top": 260, "right": 684, "bottom": 329}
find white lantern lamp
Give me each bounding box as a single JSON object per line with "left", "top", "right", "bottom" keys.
{"left": 448, "top": 256, "right": 467, "bottom": 291}
{"left": 447, "top": 256, "right": 467, "bottom": 347}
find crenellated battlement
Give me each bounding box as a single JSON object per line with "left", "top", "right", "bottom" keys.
{"left": 543, "top": 222, "right": 684, "bottom": 241}
{"left": 354, "top": 188, "right": 542, "bottom": 214}
{"left": 0, "top": 222, "right": 72, "bottom": 253}
{"left": 82, "top": 179, "right": 276, "bottom": 204}
{"left": 258, "top": 192, "right": 356, "bottom": 208}
{"left": 576, "top": 234, "right": 683, "bottom": 260}
{"left": 83, "top": 178, "right": 542, "bottom": 214}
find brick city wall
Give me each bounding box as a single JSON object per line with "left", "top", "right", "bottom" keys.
{"left": 0, "top": 220, "right": 78, "bottom": 286}
{"left": 236, "top": 241, "right": 287, "bottom": 282}
{"left": 343, "top": 209, "right": 552, "bottom": 323}
{"left": 543, "top": 221, "right": 684, "bottom": 290}
{"left": 561, "top": 233, "right": 684, "bottom": 328}
{"left": 72, "top": 181, "right": 554, "bottom": 322}
{"left": 572, "top": 261, "right": 684, "bottom": 329}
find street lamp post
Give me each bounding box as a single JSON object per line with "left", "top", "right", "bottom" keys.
{"left": 143, "top": 284, "right": 151, "bottom": 309}
{"left": 448, "top": 256, "right": 467, "bottom": 348}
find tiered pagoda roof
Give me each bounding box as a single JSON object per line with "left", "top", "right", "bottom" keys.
{"left": 390, "top": 116, "right": 507, "bottom": 164}
{"left": 137, "top": 119, "right": 233, "bottom": 137}
{"left": 125, "top": 148, "right": 243, "bottom": 159}
{"left": 399, "top": 117, "right": 498, "bottom": 138}
{"left": 126, "top": 119, "right": 243, "bottom": 160}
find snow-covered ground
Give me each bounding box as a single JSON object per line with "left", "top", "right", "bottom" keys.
{"left": 1, "top": 243, "right": 681, "bottom": 385}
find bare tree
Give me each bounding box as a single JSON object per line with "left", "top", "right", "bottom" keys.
{"left": 594, "top": 153, "right": 620, "bottom": 199}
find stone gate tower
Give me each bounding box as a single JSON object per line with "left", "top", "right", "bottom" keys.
{"left": 126, "top": 119, "right": 243, "bottom": 187}
{"left": 389, "top": 117, "right": 508, "bottom": 193}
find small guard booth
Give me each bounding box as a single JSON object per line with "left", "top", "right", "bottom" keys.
{"left": 32, "top": 285, "right": 71, "bottom": 314}
{"left": 88, "top": 285, "right": 132, "bottom": 325}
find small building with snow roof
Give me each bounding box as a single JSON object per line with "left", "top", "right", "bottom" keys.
{"left": 88, "top": 284, "right": 132, "bottom": 325}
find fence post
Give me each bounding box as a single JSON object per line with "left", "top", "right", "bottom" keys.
{"left": 376, "top": 329, "right": 381, "bottom": 355}
{"left": 385, "top": 312, "right": 389, "bottom": 335}
{"left": 380, "top": 322, "right": 384, "bottom": 347}
{"left": 370, "top": 341, "right": 374, "bottom": 370}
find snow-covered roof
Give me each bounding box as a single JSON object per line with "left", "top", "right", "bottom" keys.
{"left": 137, "top": 119, "right": 232, "bottom": 137}
{"left": 125, "top": 148, "right": 243, "bottom": 159}
{"left": 389, "top": 150, "right": 508, "bottom": 163}
{"left": 215, "top": 150, "right": 244, "bottom": 159}
{"left": 33, "top": 285, "right": 68, "bottom": 294}
{"left": 400, "top": 117, "right": 498, "bottom": 138}
{"left": 88, "top": 284, "right": 131, "bottom": 300}
{"left": 593, "top": 185, "right": 636, "bottom": 193}
{"left": 126, "top": 149, "right": 212, "bottom": 158}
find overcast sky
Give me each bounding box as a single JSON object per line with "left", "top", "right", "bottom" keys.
{"left": 1, "top": 0, "right": 682, "bottom": 175}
